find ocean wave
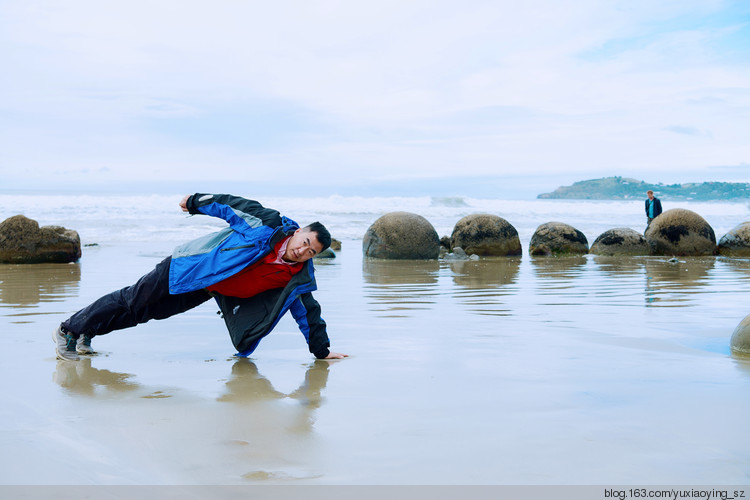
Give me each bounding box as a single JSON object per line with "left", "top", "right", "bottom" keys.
{"left": 1, "top": 194, "right": 748, "bottom": 245}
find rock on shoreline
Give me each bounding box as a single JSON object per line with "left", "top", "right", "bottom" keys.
{"left": 0, "top": 215, "right": 82, "bottom": 264}
{"left": 529, "top": 222, "right": 589, "bottom": 256}
{"left": 644, "top": 209, "right": 716, "bottom": 256}
{"left": 450, "top": 214, "right": 522, "bottom": 257}
{"left": 718, "top": 222, "right": 750, "bottom": 257}
{"left": 590, "top": 228, "right": 650, "bottom": 256}
{"left": 363, "top": 212, "right": 440, "bottom": 260}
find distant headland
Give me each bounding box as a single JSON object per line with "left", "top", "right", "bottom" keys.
{"left": 538, "top": 176, "right": 750, "bottom": 201}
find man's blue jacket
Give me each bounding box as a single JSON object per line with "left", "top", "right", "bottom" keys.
{"left": 169, "top": 193, "right": 331, "bottom": 359}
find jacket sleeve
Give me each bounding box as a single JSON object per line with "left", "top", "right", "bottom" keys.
{"left": 185, "top": 193, "right": 282, "bottom": 236}
{"left": 289, "top": 292, "right": 331, "bottom": 359}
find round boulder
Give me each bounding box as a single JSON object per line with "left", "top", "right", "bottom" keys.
{"left": 590, "top": 228, "right": 650, "bottom": 256}
{"left": 730, "top": 313, "right": 750, "bottom": 356}
{"left": 450, "top": 214, "right": 521, "bottom": 256}
{"left": 363, "top": 211, "right": 440, "bottom": 259}
{"left": 529, "top": 222, "right": 589, "bottom": 256}
{"left": 0, "top": 215, "right": 82, "bottom": 263}
{"left": 718, "top": 222, "right": 750, "bottom": 257}
{"left": 644, "top": 209, "right": 716, "bottom": 256}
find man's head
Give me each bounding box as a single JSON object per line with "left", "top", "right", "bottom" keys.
{"left": 282, "top": 222, "right": 331, "bottom": 263}
{"left": 647, "top": 190, "right": 654, "bottom": 200}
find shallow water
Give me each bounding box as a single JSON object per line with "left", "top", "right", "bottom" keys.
{"left": 1, "top": 239, "right": 750, "bottom": 484}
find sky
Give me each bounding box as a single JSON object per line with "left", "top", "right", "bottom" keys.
{"left": 1, "top": 0, "right": 749, "bottom": 198}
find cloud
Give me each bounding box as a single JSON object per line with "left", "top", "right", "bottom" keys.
{"left": 1, "top": 0, "right": 749, "bottom": 194}
{"left": 663, "top": 125, "right": 709, "bottom": 137}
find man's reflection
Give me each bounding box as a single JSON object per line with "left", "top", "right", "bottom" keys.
{"left": 218, "top": 358, "right": 330, "bottom": 407}
{"left": 218, "top": 358, "right": 331, "bottom": 433}
{"left": 52, "top": 358, "right": 139, "bottom": 396}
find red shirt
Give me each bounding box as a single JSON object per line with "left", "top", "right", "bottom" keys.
{"left": 206, "top": 237, "right": 303, "bottom": 298}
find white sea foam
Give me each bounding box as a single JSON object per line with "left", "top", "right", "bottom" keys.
{"left": 1, "top": 193, "right": 747, "bottom": 246}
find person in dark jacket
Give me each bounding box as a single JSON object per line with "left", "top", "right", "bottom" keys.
{"left": 645, "top": 190, "right": 663, "bottom": 228}
{"left": 53, "top": 193, "right": 347, "bottom": 362}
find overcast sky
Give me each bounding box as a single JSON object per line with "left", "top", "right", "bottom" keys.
{"left": 1, "top": 1, "right": 748, "bottom": 198}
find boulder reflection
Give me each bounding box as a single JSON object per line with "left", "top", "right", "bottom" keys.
{"left": 449, "top": 258, "right": 521, "bottom": 317}
{"left": 644, "top": 257, "right": 714, "bottom": 306}
{"left": 0, "top": 263, "right": 81, "bottom": 306}
{"left": 362, "top": 259, "right": 440, "bottom": 316}
{"left": 592, "top": 256, "right": 645, "bottom": 277}
{"left": 719, "top": 257, "right": 750, "bottom": 277}
{"left": 449, "top": 258, "right": 520, "bottom": 288}
{"left": 529, "top": 256, "right": 589, "bottom": 307}
{"left": 530, "top": 256, "right": 587, "bottom": 280}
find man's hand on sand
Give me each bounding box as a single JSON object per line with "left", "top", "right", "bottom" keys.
{"left": 179, "top": 195, "right": 189, "bottom": 212}
{"left": 325, "top": 351, "right": 348, "bottom": 359}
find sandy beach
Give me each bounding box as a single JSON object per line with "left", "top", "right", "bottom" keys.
{"left": 2, "top": 237, "right": 750, "bottom": 486}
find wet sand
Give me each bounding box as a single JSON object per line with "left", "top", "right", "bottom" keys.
{"left": 1, "top": 242, "right": 750, "bottom": 485}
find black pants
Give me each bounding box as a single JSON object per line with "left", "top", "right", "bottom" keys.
{"left": 62, "top": 257, "right": 212, "bottom": 338}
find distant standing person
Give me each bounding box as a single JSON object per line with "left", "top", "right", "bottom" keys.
{"left": 645, "top": 190, "right": 663, "bottom": 228}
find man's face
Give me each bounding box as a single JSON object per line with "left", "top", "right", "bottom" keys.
{"left": 647, "top": 192, "right": 654, "bottom": 200}
{"left": 283, "top": 228, "right": 323, "bottom": 263}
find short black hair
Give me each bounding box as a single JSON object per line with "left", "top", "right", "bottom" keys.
{"left": 304, "top": 221, "right": 331, "bottom": 251}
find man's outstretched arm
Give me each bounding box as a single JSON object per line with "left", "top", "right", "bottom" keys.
{"left": 179, "top": 193, "right": 283, "bottom": 233}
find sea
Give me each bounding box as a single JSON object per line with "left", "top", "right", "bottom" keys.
{"left": 1, "top": 192, "right": 748, "bottom": 247}
{"left": 1, "top": 192, "right": 750, "bottom": 485}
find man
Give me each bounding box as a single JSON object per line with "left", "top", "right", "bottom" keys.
{"left": 645, "top": 190, "right": 663, "bottom": 228}
{"left": 53, "top": 193, "right": 347, "bottom": 362}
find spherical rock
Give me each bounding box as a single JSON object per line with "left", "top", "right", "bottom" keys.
{"left": 450, "top": 214, "right": 521, "bottom": 256}
{"left": 718, "top": 222, "right": 750, "bottom": 257}
{"left": 730, "top": 313, "right": 750, "bottom": 356}
{"left": 529, "top": 222, "right": 588, "bottom": 256}
{"left": 0, "top": 215, "right": 82, "bottom": 263}
{"left": 314, "top": 248, "right": 336, "bottom": 259}
{"left": 590, "top": 228, "right": 650, "bottom": 256}
{"left": 363, "top": 211, "right": 440, "bottom": 259}
{"left": 644, "top": 209, "right": 716, "bottom": 256}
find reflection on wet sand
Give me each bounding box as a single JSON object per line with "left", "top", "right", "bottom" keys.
{"left": 719, "top": 256, "right": 750, "bottom": 276}
{"left": 530, "top": 256, "right": 587, "bottom": 280}
{"left": 0, "top": 263, "right": 80, "bottom": 306}
{"left": 218, "top": 358, "right": 329, "bottom": 409}
{"left": 449, "top": 258, "right": 520, "bottom": 288}
{"left": 218, "top": 358, "right": 331, "bottom": 435}
{"left": 450, "top": 258, "right": 520, "bottom": 317}
{"left": 217, "top": 359, "right": 332, "bottom": 481}
{"left": 52, "top": 358, "right": 139, "bottom": 397}
{"left": 362, "top": 259, "right": 440, "bottom": 316}
{"left": 645, "top": 257, "right": 714, "bottom": 286}
{"left": 644, "top": 257, "right": 714, "bottom": 306}
{"left": 592, "top": 255, "right": 645, "bottom": 277}
{"left": 530, "top": 257, "right": 588, "bottom": 306}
